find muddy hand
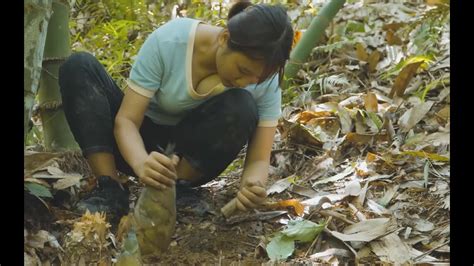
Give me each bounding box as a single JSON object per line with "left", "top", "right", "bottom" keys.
{"left": 136, "top": 144, "right": 179, "bottom": 190}
{"left": 221, "top": 181, "right": 267, "bottom": 218}
{"left": 236, "top": 181, "right": 267, "bottom": 211}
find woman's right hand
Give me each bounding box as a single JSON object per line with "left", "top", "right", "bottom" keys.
{"left": 135, "top": 152, "right": 180, "bottom": 190}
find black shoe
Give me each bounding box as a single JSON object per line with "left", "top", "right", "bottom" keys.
{"left": 176, "top": 180, "right": 210, "bottom": 217}
{"left": 74, "top": 176, "right": 130, "bottom": 221}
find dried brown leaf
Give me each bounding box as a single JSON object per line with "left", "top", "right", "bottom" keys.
{"left": 382, "top": 22, "right": 406, "bottom": 32}
{"left": 385, "top": 30, "right": 403, "bottom": 45}
{"left": 356, "top": 43, "right": 369, "bottom": 61}
{"left": 277, "top": 119, "right": 322, "bottom": 147}
{"left": 337, "top": 105, "right": 352, "bottom": 134}
{"left": 297, "top": 110, "right": 335, "bottom": 125}
{"left": 398, "top": 101, "right": 434, "bottom": 132}
{"left": 289, "top": 184, "right": 318, "bottom": 198}
{"left": 268, "top": 199, "right": 305, "bottom": 216}
{"left": 329, "top": 218, "right": 397, "bottom": 242}
{"left": 366, "top": 152, "right": 378, "bottom": 162}
{"left": 53, "top": 174, "right": 83, "bottom": 190}
{"left": 368, "top": 50, "right": 381, "bottom": 73}
{"left": 47, "top": 166, "right": 64, "bottom": 175}
{"left": 312, "top": 166, "right": 355, "bottom": 186}
{"left": 401, "top": 150, "right": 449, "bottom": 162}
{"left": 370, "top": 232, "right": 412, "bottom": 264}
{"left": 310, "top": 248, "right": 352, "bottom": 261}
{"left": 367, "top": 199, "right": 391, "bottom": 215}
{"left": 345, "top": 132, "right": 389, "bottom": 145}
{"left": 24, "top": 152, "right": 61, "bottom": 176}
{"left": 389, "top": 62, "right": 423, "bottom": 98}
{"left": 24, "top": 177, "right": 51, "bottom": 188}
{"left": 436, "top": 105, "right": 450, "bottom": 124}
{"left": 364, "top": 92, "right": 379, "bottom": 113}
{"left": 267, "top": 175, "right": 296, "bottom": 195}
{"left": 344, "top": 180, "right": 362, "bottom": 196}
{"left": 426, "top": 0, "right": 448, "bottom": 6}
{"left": 339, "top": 95, "right": 364, "bottom": 108}
{"left": 309, "top": 156, "right": 334, "bottom": 180}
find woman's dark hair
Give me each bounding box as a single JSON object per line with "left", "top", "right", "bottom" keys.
{"left": 227, "top": 2, "right": 294, "bottom": 85}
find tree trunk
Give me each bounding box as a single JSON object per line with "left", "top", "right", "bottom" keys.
{"left": 38, "top": 0, "right": 79, "bottom": 151}
{"left": 283, "top": 0, "right": 346, "bottom": 90}
{"left": 24, "top": 0, "right": 53, "bottom": 145}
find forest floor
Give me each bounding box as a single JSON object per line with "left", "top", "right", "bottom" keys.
{"left": 24, "top": 1, "right": 450, "bottom": 265}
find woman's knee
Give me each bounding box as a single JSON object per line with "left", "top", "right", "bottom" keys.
{"left": 59, "top": 52, "right": 97, "bottom": 93}
{"left": 60, "top": 52, "right": 97, "bottom": 75}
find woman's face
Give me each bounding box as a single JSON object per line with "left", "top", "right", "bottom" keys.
{"left": 215, "top": 30, "right": 266, "bottom": 88}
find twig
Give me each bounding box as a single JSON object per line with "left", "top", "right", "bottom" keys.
{"left": 270, "top": 149, "right": 298, "bottom": 155}
{"left": 426, "top": 207, "right": 440, "bottom": 221}
{"left": 348, "top": 202, "right": 366, "bottom": 221}
{"left": 304, "top": 229, "right": 321, "bottom": 258}
{"left": 413, "top": 240, "right": 450, "bottom": 262}
{"left": 307, "top": 197, "right": 332, "bottom": 220}
{"left": 239, "top": 241, "right": 257, "bottom": 247}
{"left": 292, "top": 143, "right": 324, "bottom": 154}
{"left": 304, "top": 217, "right": 332, "bottom": 257}
{"left": 374, "top": 227, "right": 405, "bottom": 241}
{"left": 218, "top": 250, "right": 223, "bottom": 266}
{"left": 319, "top": 210, "right": 355, "bottom": 225}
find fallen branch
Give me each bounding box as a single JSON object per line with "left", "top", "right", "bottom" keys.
{"left": 413, "top": 240, "right": 450, "bottom": 262}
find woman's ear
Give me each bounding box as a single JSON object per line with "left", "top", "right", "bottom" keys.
{"left": 218, "top": 29, "right": 230, "bottom": 47}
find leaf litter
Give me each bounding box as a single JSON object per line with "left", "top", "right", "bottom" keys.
{"left": 24, "top": 1, "right": 450, "bottom": 264}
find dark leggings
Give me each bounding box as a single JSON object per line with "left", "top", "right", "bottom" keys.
{"left": 59, "top": 52, "right": 258, "bottom": 186}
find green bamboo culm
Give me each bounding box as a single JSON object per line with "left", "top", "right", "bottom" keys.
{"left": 283, "top": 0, "right": 346, "bottom": 90}
{"left": 24, "top": 0, "right": 53, "bottom": 146}
{"left": 37, "top": 0, "right": 79, "bottom": 151}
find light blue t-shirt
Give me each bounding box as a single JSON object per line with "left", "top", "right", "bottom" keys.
{"left": 127, "top": 18, "right": 281, "bottom": 127}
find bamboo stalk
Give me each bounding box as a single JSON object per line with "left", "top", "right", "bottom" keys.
{"left": 283, "top": 0, "right": 346, "bottom": 89}
{"left": 24, "top": 0, "right": 53, "bottom": 144}
{"left": 38, "top": 0, "right": 78, "bottom": 151}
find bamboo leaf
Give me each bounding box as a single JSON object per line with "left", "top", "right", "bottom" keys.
{"left": 389, "top": 62, "right": 423, "bottom": 98}
{"left": 367, "top": 112, "right": 383, "bottom": 130}
{"left": 25, "top": 183, "right": 53, "bottom": 198}
{"left": 398, "top": 101, "right": 434, "bottom": 132}
{"left": 267, "top": 175, "right": 296, "bottom": 195}
{"left": 313, "top": 166, "right": 355, "bottom": 186}
{"left": 282, "top": 220, "right": 326, "bottom": 242}
{"left": 269, "top": 199, "right": 305, "bottom": 217}
{"left": 401, "top": 150, "right": 449, "bottom": 161}
{"left": 385, "top": 30, "right": 403, "bottom": 45}
{"left": 382, "top": 55, "right": 433, "bottom": 80}
{"left": 368, "top": 50, "right": 382, "bottom": 72}
{"left": 364, "top": 92, "right": 378, "bottom": 112}
{"left": 266, "top": 220, "right": 326, "bottom": 261}
{"left": 266, "top": 234, "right": 295, "bottom": 261}
{"left": 337, "top": 105, "right": 352, "bottom": 134}
{"left": 356, "top": 43, "right": 369, "bottom": 61}
{"left": 424, "top": 160, "right": 430, "bottom": 188}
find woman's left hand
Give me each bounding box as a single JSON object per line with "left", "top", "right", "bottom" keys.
{"left": 235, "top": 181, "right": 267, "bottom": 211}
